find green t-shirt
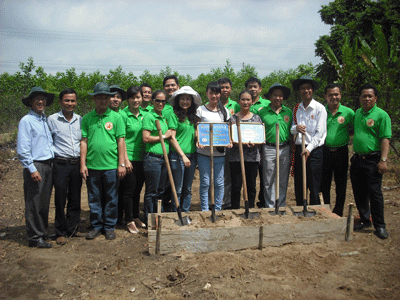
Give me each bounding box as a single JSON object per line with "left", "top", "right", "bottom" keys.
{"left": 225, "top": 98, "right": 241, "bottom": 116}
{"left": 167, "top": 113, "right": 196, "bottom": 154}
{"left": 81, "top": 108, "right": 126, "bottom": 170}
{"left": 163, "top": 102, "right": 174, "bottom": 118}
{"left": 142, "top": 110, "right": 170, "bottom": 155}
{"left": 250, "top": 96, "right": 271, "bottom": 114}
{"left": 121, "top": 107, "right": 145, "bottom": 161}
{"left": 257, "top": 104, "right": 292, "bottom": 144}
{"left": 141, "top": 104, "right": 153, "bottom": 115}
{"left": 325, "top": 104, "right": 355, "bottom": 147}
{"left": 353, "top": 105, "right": 391, "bottom": 154}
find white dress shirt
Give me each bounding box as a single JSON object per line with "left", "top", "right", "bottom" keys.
{"left": 290, "top": 99, "right": 327, "bottom": 152}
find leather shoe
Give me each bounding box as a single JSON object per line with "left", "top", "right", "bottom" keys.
{"left": 354, "top": 222, "right": 372, "bottom": 231}
{"left": 105, "top": 230, "right": 116, "bottom": 240}
{"left": 71, "top": 232, "right": 86, "bottom": 238}
{"left": 86, "top": 229, "right": 101, "bottom": 240}
{"left": 56, "top": 236, "right": 67, "bottom": 245}
{"left": 375, "top": 228, "right": 389, "bottom": 239}
{"left": 29, "top": 237, "right": 52, "bottom": 248}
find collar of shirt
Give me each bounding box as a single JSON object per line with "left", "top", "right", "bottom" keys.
{"left": 362, "top": 104, "right": 377, "bottom": 115}
{"left": 29, "top": 109, "right": 46, "bottom": 121}
{"left": 57, "top": 110, "right": 79, "bottom": 123}
{"left": 95, "top": 107, "right": 112, "bottom": 117}
{"left": 299, "top": 99, "right": 318, "bottom": 111}
{"left": 325, "top": 103, "right": 344, "bottom": 116}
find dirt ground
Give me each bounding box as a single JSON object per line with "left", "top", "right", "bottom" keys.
{"left": 1, "top": 143, "right": 400, "bottom": 300}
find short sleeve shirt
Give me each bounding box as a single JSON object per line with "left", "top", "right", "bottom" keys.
{"left": 225, "top": 98, "right": 241, "bottom": 116}
{"left": 121, "top": 106, "right": 145, "bottom": 161}
{"left": 167, "top": 113, "right": 196, "bottom": 154}
{"left": 353, "top": 105, "right": 391, "bottom": 154}
{"left": 258, "top": 104, "right": 292, "bottom": 144}
{"left": 325, "top": 104, "right": 354, "bottom": 147}
{"left": 81, "top": 108, "right": 126, "bottom": 170}
{"left": 250, "top": 96, "right": 271, "bottom": 114}
{"left": 142, "top": 110, "right": 170, "bottom": 155}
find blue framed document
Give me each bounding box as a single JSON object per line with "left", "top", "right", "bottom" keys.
{"left": 231, "top": 122, "right": 265, "bottom": 144}
{"left": 198, "top": 123, "right": 230, "bottom": 146}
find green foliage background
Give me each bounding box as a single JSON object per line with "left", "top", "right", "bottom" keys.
{"left": 0, "top": 58, "right": 316, "bottom": 133}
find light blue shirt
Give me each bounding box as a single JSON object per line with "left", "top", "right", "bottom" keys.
{"left": 17, "top": 110, "right": 54, "bottom": 173}
{"left": 47, "top": 111, "right": 82, "bottom": 158}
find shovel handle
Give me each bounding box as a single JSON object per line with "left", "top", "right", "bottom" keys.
{"left": 301, "top": 134, "right": 307, "bottom": 203}
{"left": 155, "top": 120, "right": 180, "bottom": 212}
{"left": 275, "top": 123, "right": 280, "bottom": 203}
{"left": 236, "top": 118, "right": 248, "bottom": 206}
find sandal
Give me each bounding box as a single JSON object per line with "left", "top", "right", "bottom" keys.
{"left": 134, "top": 218, "right": 146, "bottom": 228}
{"left": 127, "top": 221, "right": 139, "bottom": 234}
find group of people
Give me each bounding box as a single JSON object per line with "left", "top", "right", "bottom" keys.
{"left": 17, "top": 74, "right": 392, "bottom": 248}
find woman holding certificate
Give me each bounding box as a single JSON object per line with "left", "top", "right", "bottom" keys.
{"left": 229, "top": 90, "right": 262, "bottom": 209}
{"left": 196, "top": 82, "right": 231, "bottom": 211}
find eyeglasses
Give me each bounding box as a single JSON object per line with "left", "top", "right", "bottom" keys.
{"left": 154, "top": 99, "right": 167, "bottom": 104}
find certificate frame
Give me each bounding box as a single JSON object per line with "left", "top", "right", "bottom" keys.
{"left": 197, "top": 122, "right": 231, "bottom": 146}
{"left": 231, "top": 122, "right": 266, "bottom": 144}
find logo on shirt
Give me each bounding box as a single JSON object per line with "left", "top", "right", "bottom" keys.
{"left": 105, "top": 122, "right": 113, "bottom": 130}
{"left": 367, "top": 119, "right": 375, "bottom": 127}
{"left": 337, "top": 116, "right": 345, "bottom": 124}
{"left": 230, "top": 109, "right": 235, "bottom": 116}
{"left": 284, "top": 115, "right": 290, "bottom": 123}
{"left": 311, "top": 115, "right": 315, "bottom": 120}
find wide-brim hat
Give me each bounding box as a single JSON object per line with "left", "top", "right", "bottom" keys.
{"left": 88, "top": 82, "right": 116, "bottom": 96}
{"left": 22, "top": 86, "right": 54, "bottom": 107}
{"left": 110, "top": 85, "right": 127, "bottom": 100}
{"left": 292, "top": 75, "right": 319, "bottom": 91}
{"left": 265, "top": 83, "right": 291, "bottom": 100}
{"left": 169, "top": 86, "right": 202, "bottom": 106}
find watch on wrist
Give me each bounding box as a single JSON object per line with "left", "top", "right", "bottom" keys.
{"left": 119, "top": 163, "right": 125, "bottom": 167}
{"left": 162, "top": 134, "right": 166, "bottom": 139}
{"left": 381, "top": 158, "right": 387, "bottom": 162}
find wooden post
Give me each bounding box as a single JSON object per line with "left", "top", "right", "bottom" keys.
{"left": 345, "top": 203, "right": 354, "bottom": 241}
{"left": 259, "top": 226, "right": 264, "bottom": 250}
{"left": 155, "top": 215, "right": 162, "bottom": 255}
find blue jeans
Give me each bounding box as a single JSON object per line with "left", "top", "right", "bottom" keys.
{"left": 169, "top": 151, "right": 197, "bottom": 212}
{"left": 197, "top": 154, "right": 225, "bottom": 211}
{"left": 86, "top": 169, "right": 119, "bottom": 231}
{"left": 143, "top": 153, "right": 168, "bottom": 222}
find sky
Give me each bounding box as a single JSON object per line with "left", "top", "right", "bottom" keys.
{"left": 0, "top": 0, "right": 332, "bottom": 78}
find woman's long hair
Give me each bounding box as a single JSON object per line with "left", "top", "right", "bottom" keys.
{"left": 173, "top": 94, "right": 198, "bottom": 125}
{"left": 206, "top": 81, "right": 228, "bottom": 122}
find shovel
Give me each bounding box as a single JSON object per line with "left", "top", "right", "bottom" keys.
{"left": 155, "top": 120, "right": 190, "bottom": 226}
{"left": 269, "top": 123, "right": 285, "bottom": 216}
{"left": 209, "top": 124, "right": 216, "bottom": 223}
{"left": 236, "top": 118, "right": 258, "bottom": 219}
{"left": 292, "top": 134, "right": 316, "bottom": 217}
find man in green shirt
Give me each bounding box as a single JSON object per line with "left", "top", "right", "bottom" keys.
{"left": 80, "top": 82, "right": 126, "bottom": 241}
{"left": 140, "top": 83, "right": 153, "bottom": 110}
{"left": 245, "top": 77, "right": 270, "bottom": 207}
{"left": 162, "top": 75, "right": 179, "bottom": 118}
{"left": 109, "top": 85, "right": 126, "bottom": 113}
{"left": 321, "top": 84, "right": 354, "bottom": 217}
{"left": 258, "top": 83, "right": 292, "bottom": 208}
{"left": 217, "top": 77, "right": 240, "bottom": 209}
{"left": 350, "top": 83, "right": 391, "bottom": 239}
{"left": 246, "top": 77, "right": 270, "bottom": 114}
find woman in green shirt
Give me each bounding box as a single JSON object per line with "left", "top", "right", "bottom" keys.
{"left": 167, "top": 86, "right": 201, "bottom": 212}
{"left": 121, "top": 86, "right": 146, "bottom": 233}
{"left": 142, "top": 90, "right": 172, "bottom": 224}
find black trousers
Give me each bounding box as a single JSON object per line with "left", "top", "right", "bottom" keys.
{"left": 350, "top": 153, "right": 385, "bottom": 229}
{"left": 23, "top": 160, "right": 53, "bottom": 240}
{"left": 294, "top": 146, "right": 323, "bottom": 206}
{"left": 121, "top": 161, "right": 145, "bottom": 223}
{"left": 230, "top": 161, "right": 259, "bottom": 209}
{"left": 321, "top": 145, "right": 349, "bottom": 216}
{"left": 53, "top": 159, "right": 82, "bottom": 237}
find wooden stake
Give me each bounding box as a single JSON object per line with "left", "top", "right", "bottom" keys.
{"left": 156, "top": 214, "right": 162, "bottom": 255}
{"left": 345, "top": 203, "right": 354, "bottom": 242}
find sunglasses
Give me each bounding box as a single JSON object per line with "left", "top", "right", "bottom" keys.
{"left": 154, "top": 99, "right": 167, "bottom": 104}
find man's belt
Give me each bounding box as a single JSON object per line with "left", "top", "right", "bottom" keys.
{"left": 54, "top": 156, "right": 80, "bottom": 164}
{"left": 265, "top": 141, "right": 290, "bottom": 147}
{"left": 324, "top": 144, "right": 348, "bottom": 152}
{"left": 354, "top": 151, "right": 381, "bottom": 160}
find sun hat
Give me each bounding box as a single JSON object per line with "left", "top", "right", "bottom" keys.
{"left": 88, "top": 82, "right": 117, "bottom": 96}
{"left": 22, "top": 87, "right": 54, "bottom": 107}
{"left": 110, "top": 85, "right": 127, "bottom": 100}
{"left": 265, "top": 83, "right": 291, "bottom": 100}
{"left": 169, "top": 86, "right": 202, "bottom": 106}
{"left": 292, "top": 75, "right": 319, "bottom": 91}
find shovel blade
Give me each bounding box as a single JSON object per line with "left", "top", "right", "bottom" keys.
{"left": 175, "top": 216, "right": 191, "bottom": 226}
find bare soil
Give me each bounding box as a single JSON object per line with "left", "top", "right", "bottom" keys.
{"left": 1, "top": 147, "right": 400, "bottom": 300}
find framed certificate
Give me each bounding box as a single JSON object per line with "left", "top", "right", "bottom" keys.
{"left": 231, "top": 122, "right": 265, "bottom": 144}
{"left": 197, "top": 123, "right": 231, "bottom": 146}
